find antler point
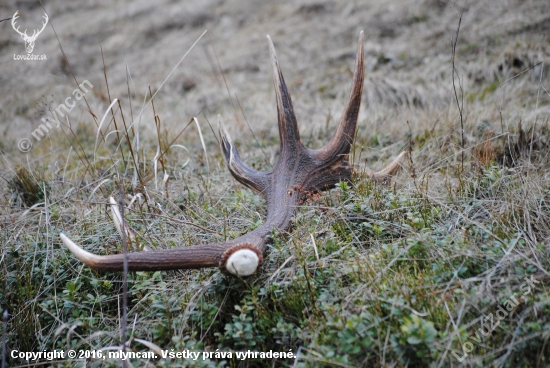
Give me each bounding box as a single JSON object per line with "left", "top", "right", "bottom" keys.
{"left": 60, "top": 233, "right": 102, "bottom": 265}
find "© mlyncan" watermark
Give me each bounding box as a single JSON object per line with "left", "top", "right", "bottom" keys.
{"left": 18, "top": 80, "right": 94, "bottom": 152}
{"left": 452, "top": 275, "right": 540, "bottom": 362}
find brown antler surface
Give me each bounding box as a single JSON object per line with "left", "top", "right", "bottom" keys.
{"left": 60, "top": 31, "right": 405, "bottom": 276}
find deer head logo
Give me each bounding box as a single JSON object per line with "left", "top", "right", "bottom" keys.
{"left": 11, "top": 11, "right": 48, "bottom": 54}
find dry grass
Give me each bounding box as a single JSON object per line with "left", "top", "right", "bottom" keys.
{"left": 1, "top": 0, "right": 550, "bottom": 366}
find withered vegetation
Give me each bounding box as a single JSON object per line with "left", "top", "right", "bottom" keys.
{"left": 1, "top": 0, "right": 549, "bottom": 366}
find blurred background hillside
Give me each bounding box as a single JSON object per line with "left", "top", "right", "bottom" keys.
{"left": 1, "top": 0, "right": 548, "bottom": 161}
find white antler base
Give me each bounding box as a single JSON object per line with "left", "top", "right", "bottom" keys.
{"left": 224, "top": 248, "right": 260, "bottom": 276}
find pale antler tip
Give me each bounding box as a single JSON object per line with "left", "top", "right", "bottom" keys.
{"left": 370, "top": 151, "right": 407, "bottom": 179}
{"left": 60, "top": 233, "right": 102, "bottom": 265}
{"left": 110, "top": 196, "right": 123, "bottom": 236}
{"left": 267, "top": 35, "right": 276, "bottom": 56}
{"left": 109, "top": 195, "right": 135, "bottom": 242}
{"left": 218, "top": 116, "right": 231, "bottom": 142}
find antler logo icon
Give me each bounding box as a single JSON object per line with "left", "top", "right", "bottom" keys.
{"left": 11, "top": 10, "right": 48, "bottom": 54}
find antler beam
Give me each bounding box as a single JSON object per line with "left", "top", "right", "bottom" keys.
{"left": 60, "top": 31, "right": 405, "bottom": 276}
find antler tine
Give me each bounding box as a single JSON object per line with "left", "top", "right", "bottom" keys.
{"left": 218, "top": 116, "right": 269, "bottom": 196}
{"left": 109, "top": 196, "right": 153, "bottom": 251}
{"left": 60, "top": 233, "right": 106, "bottom": 268}
{"left": 109, "top": 196, "right": 137, "bottom": 242}
{"left": 314, "top": 31, "right": 365, "bottom": 162}
{"left": 11, "top": 11, "right": 27, "bottom": 37}
{"left": 60, "top": 233, "right": 229, "bottom": 271}
{"left": 267, "top": 35, "right": 302, "bottom": 155}
{"left": 366, "top": 151, "right": 407, "bottom": 180}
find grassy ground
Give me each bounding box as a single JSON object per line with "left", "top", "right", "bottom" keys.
{"left": 1, "top": 0, "right": 550, "bottom": 367}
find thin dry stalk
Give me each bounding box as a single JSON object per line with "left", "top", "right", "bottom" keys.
{"left": 451, "top": 9, "right": 465, "bottom": 172}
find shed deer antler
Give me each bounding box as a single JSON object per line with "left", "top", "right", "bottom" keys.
{"left": 60, "top": 31, "right": 406, "bottom": 276}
